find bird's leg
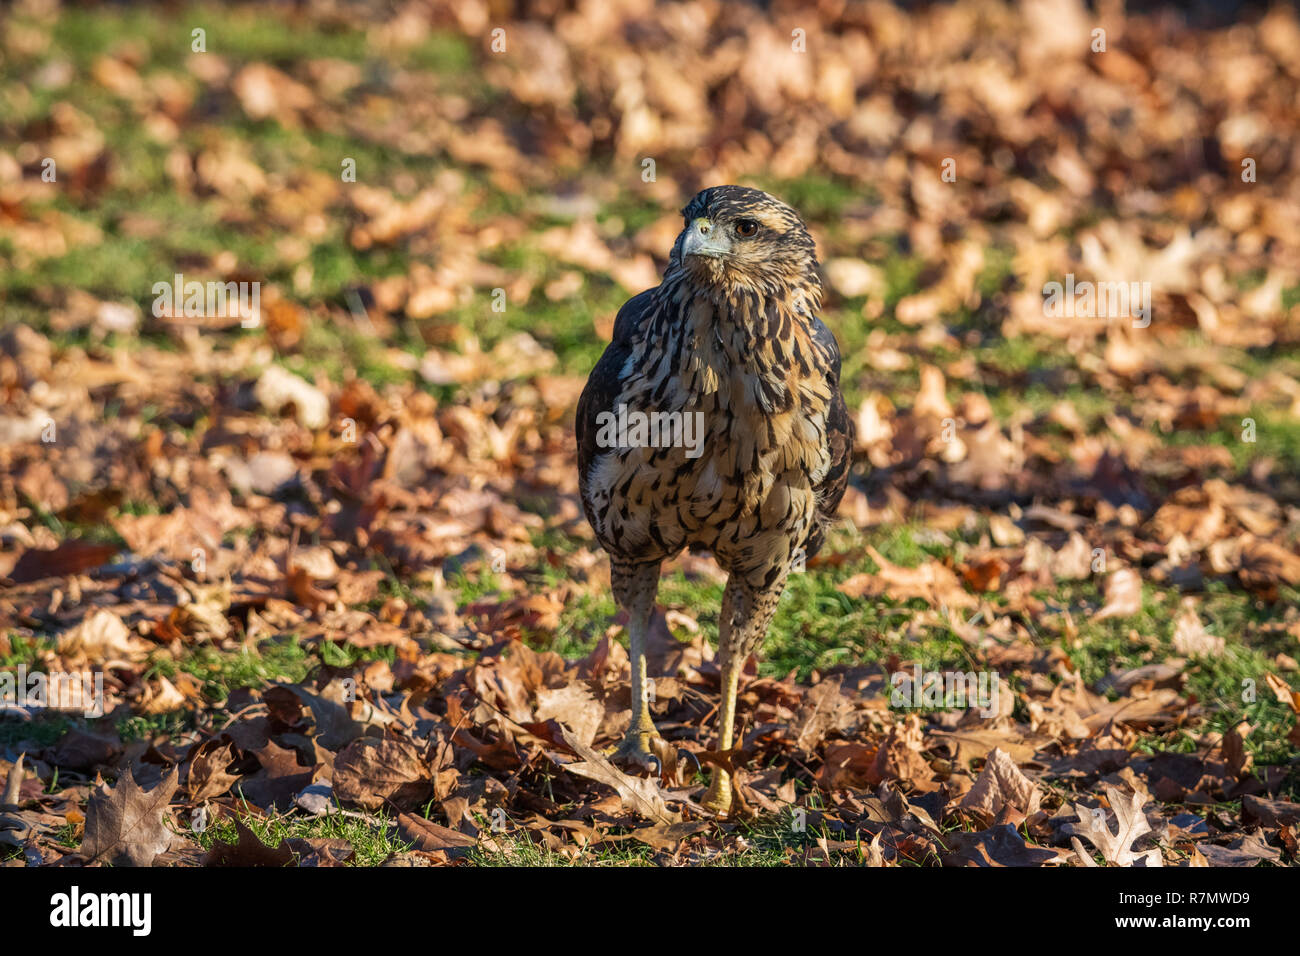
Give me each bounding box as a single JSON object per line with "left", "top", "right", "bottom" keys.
{"left": 610, "top": 600, "right": 659, "bottom": 770}
{"left": 607, "top": 561, "right": 664, "bottom": 774}
{"left": 702, "top": 645, "right": 740, "bottom": 814}
{"left": 702, "top": 583, "right": 742, "bottom": 815}
{"left": 703, "top": 573, "right": 784, "bottom": 816}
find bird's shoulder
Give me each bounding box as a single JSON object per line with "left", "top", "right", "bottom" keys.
{"left": 609, "top": 287, "right": 656, "bottom": 347}
{"left": 808, "top": 313, "right": 843, "bottom": 384}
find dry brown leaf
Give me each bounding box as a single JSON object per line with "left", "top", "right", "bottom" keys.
{"left": 943, "top": 825, "right": 1061, "bottom": 867}
{"left": 1172, "top": 603, "right": 1224, "bottom": 658}
{"left": 557, "top": 728, "right": 679, "bottom": 825}
{"left": 839, "top": 546, "right": 977, "bottom": 609}
{"left": 332, "top": 735, "right": 434, "bottom": 811}
{"left": 57, "top": 608, "right": 148, "bottom": 662}
{"left": 396, "top": 813, "right": 477, "bottom": 858}
{"left": 203, "top": 818, "right": 294, "bottom": 867}
{"left": 1070, "top": 784, "right": 1162, "bottom": 867}
{"left": 628, "top": 820, "right": 709, "bottom": 851}
{"left": 79, "top": 767, "right": 178, "bottom": 867}
{"left": 792, "top": 675, "right": 854, "bottom": 752}
{"left": 186, "top": 740, "right": 241, "bottom": 803}
{"left": 958, "top": 747, "right": 1042, "bottom": 820}
{"left": 8, "top": 541, "right": 117, "bottom": 583}
{"left": 1094, "top": 568, "right": 1142, "bottom": 621}
{"left": 534, "top": 682, "right": 603, "bottom": 749}
{"left": 1264, "top": 672, "right": 1300, "bottom": 714}
{"left": 3, "top": 754, "right": 25, "bottom": 808}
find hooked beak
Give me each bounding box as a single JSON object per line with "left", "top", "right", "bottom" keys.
{"left": 682, "top": 217, "right": 729, "bottom": 259}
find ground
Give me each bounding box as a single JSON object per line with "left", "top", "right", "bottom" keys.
{"left": 1, "top": 1, "right": 1298, "bottom": 867}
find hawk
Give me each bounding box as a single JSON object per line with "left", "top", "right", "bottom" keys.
{"left": 576, "top": 185, "right": 854, "bottom": 814}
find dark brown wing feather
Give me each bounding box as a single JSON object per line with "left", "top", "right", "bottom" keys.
{"left": 805, "top": 316, "right": 854, "bottom": 559}
{"left": 575, "top": 289, "right": 655, "bottom": 526}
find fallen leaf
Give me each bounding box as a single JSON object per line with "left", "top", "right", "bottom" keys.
{"left": 1241, "top": 794, "right": 1300, "bottom": 829}
{"left": 1172, "top": 603, "right": 1223, "bottom": 657}
{"left": 9, "top": 541, "right": 117, "bottom": 583}
{"left": 185, "top": 739, "right": 241, "bottom": 803}
{"left": 80, "top": 767, "right": 178, "bottom": 867}
{"left": 395, "top": 812, "right": 476, "bottom": 858}
{"left": 203, "top": 819, "right": 294, "bottom": 867}
{"left": 333, "top": 735, "right": 434, "bottom": 810}
{"left": 555, "top": 728, "right": 679, "bottom": 825}
{"left": 1094, "top": 568, "right": 1142, "bottom": 621}
{"left": 943, "top": 825, "right": 1060, "bottom": 867}
{"left": 285, "top": 837, "right": 355, "bottom": 867}
{"left": 958, "top": 748, "right": 1042, "bottom": 821}
{"left": 628, "top": 820, "right": 709, "bottom": 851}
{"left": 1070, "top": 784, "right": 1162, "bottom": 867}
{"left": 792, "top": 675, "right": 854, "bottom": 752}
{"left": 839, "top": 546, "right": 977, "bottom": 609}
{"left": 534, "top": 682, "right": 603, "bottom": 749}
{"left": 1195, "top": 833, "right": 1282, "bottom": 867}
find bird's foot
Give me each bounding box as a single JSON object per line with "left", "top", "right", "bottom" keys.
{"left": 701, "top": 771, "right": 733, "bottom": 817}
{"left": 606, "top": 728, "right": 666, "bottom": 776}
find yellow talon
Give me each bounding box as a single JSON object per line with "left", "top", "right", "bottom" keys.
{"left": 702, "top": 771, "right": 733, "bottom": 816}
{"left": 701, "top": 650, "right": 742, "bottom": 817}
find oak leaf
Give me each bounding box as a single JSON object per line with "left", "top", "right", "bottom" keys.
{"left": 1070, "top": 784, "right": 1162, "bottom": 866}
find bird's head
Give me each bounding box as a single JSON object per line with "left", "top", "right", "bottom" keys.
{"left": 671, "top": 185, "right": 821, "bottom": 300}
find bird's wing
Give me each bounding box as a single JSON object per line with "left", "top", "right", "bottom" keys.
{"left": 808, "top": 316, "right": 854, "bottom": 555}
{"left": 818, "top": 388, "right": 854, "bottom": 519}
{"left": 575, "top": 288, "right": 656, "bottom": 507}
{"left": 809, "top": 314, "right": 843, "bottom": 383}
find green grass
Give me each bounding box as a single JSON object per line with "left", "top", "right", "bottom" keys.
{"left": 1163, "top": 406, "right": 1300, "bottom": 475}
{"left": 467, "top": 831, "right": 655, "bottom": 866}
{"left": 464, "top": 810, "right": 887, "bottom": 866}
{"left": 281, "top": 321, "right": 411, "bottom": 387}
{"left": 198, "top": 803, "right": 412, "bottom": 867}
{"left": 0, "top": 713, "right": 73, "bottom": 750}
{"left": 0, "top": 1, "right": 481, "bottom": 352}
{"left": 756, "top": 174, "right": 876, "bottom": 223}
{"left": 180, "top": 636, "right": 314, "bottom": 701}
{"left": 117, "top": 710, "right": 192, "bottom": 743}
{"left": 1, "top": 634, "right": 56, "bottom": 669}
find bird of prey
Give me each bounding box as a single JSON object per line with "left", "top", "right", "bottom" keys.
{"left": 576, "top": 185, "right": 854, "bottom": 814}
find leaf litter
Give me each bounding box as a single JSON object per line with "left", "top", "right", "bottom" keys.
{"left": 1, "top": 0, "right": 1299, "bottom": 867}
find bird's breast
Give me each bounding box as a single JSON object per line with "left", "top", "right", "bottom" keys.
{"left": 584, "top": 292, "right": 833, "bottom": 562}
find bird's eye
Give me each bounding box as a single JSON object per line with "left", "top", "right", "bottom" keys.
{"left": 734, "top": 219, "right": 759, "bottom": 238}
